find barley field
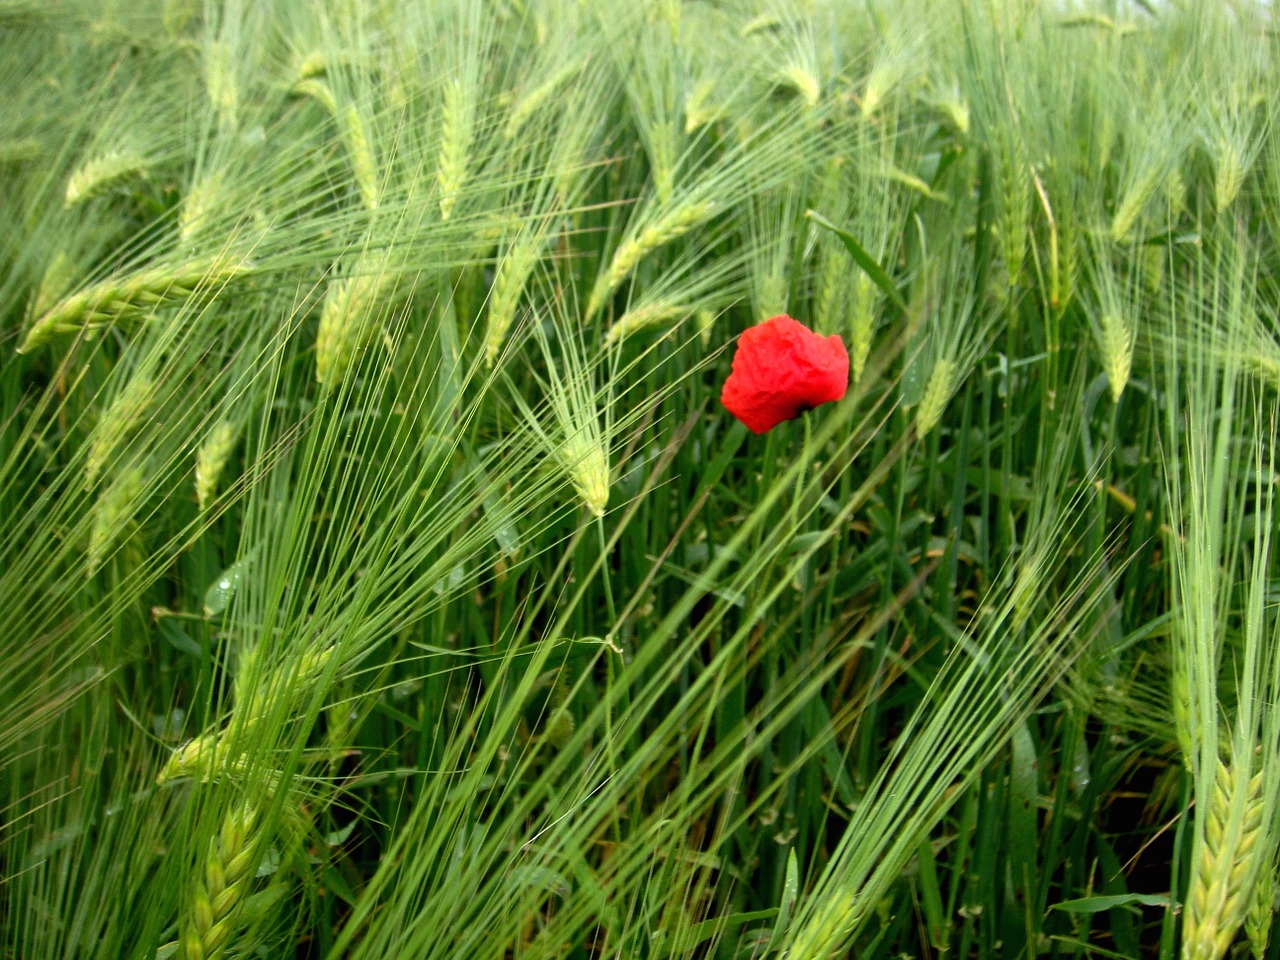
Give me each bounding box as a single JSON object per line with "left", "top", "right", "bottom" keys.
{"left": 2, "top": 1, "right": 1280, "bottom": 958}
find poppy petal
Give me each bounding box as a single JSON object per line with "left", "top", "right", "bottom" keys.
{"left": 720, "top": 315, "right": 849, "bottom": 434}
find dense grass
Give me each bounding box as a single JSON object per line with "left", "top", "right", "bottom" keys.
{"left": 2, "top": 1, "right": 1279, "bottom": 958}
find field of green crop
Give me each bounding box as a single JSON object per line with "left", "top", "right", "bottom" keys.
{"left": 3, "top": 1, "right": 1279, "bottom": 957}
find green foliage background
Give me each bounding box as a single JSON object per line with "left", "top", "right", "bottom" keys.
{"left": 2, "top": 1, "right": 1279, "bottom": 958}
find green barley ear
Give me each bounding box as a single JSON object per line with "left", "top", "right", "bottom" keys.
{"left": 87, "top": 464, "right": 146, "bottom": 577}
{"left": 180, "top": 172, "right": 225, "bottom": 249}
{"left": 747, "top": 187, "right": 800, "bottom": 320}
{"left": 586, "top": 198, "right": 717, "bottom": 318}
{"left": 1213, "top": 139, "right": 1245, "bottom": 213}
{"left": 503, "top": 59, "right": 582, "bottom": 140}
{"left": 180, "top": 801, "right": 261, "bottom": 960}
{"left": 849, "top": 272, "right": 878, "bottom": 386}
{"left": 1171, "top": 654, "right": 1195, "bottom": 771}
{"left": 291, "top": 77, "right": 379, "bottom": 210}
{"left": 85, "top": 373, "right": 153, "bottom": 489}
{"left": 1183, "top": 761, "right": 1267, "bottom": 960}
{"left": 914, "top": 356, "right": 956, "bottom": 437}
{"left": 315, "top": 264, "right": 396, "bottom": 390}
{"left": 159, "top": 731, "right": 228, "bottom": 784}
{"left": 195, "top": 419, "right": 238, "bottom": 511}
{"left": 486, "top": 228, "right": 546, "bottom": 366}
{"left": 997, "top": 131, "right": 1030, "bottom": 288}
{"left": 1098, "top": 311, "right": 1133, "bottom": 403}
{"left": 605, "top": 301, "right": 687, "bottom": 346}
{"left": 19, "top": 257, "right": 250, "bottom": 353}
{"left": 64, "top": 149, "right": 149, "bottom": 208}
{"left": 339, "top": 103, "right": 379, "bottom": 211}
{"left": 515, "top": 306, "right": 612, "bottom": 518}
{"left": 436, "top": 78, "right": 473, "bottom": 222}
{"left": 1246, "top": 850, "right": 1278, "bottom": 960}
{"left": 683, "top": 78, "right": 722, "bottom": 134}
{"left": 205, "top": 39, "right": 239, "bottom": 134}
{"left": 292, "top": 77, "right": 338, "bottom": 114}
{"left": 1084, "top": 239, "right": 1138, "bottom": 403}
{"left": 29, "top": 250, "right": 80, "bottom": 323}
{"left": 558, "top": 426, "right": 610, "bottom": 519}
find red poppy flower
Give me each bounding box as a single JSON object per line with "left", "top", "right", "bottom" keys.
{"left": 720, "top": 314, "right": 849, "bottom": 434}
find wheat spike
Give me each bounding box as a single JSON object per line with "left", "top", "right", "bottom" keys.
{"left": 85, "top": 374, "right": 153, "bottom": 489}
{"left": 87, "top": 464, "right": 145, "bottom": 576}
{"left": 180, "top": 801, "right": 260, "bottom": 960}
{"left": 64, "top": 150, "right": 148, "bottom": 208}
{"left": 1183, "top": 761, "right": 1268, "bottom": 960}
{"left": 20, "top": 258, "right": 249, "bottom": 353}
{"left": 915, "top": 357, "right": 956, "bottom": 437}
{"left": 195, "top": 420, "right": 238, "bottom": 511}
{"left": 436, "top": 78, "right": 472, "bottom": 221}
{"left": 586, "top": 199, "right": 716, "bottom": 317}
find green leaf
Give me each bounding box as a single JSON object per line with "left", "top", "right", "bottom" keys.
{"left": 765, "top": 847, "right": 800, "bottom": 951}
{"left": 805, "top": 210, "right": 907, "bottom": 314}
{"left": 157, "top": 617, "right": 202, "bottom": 657}
{"left": 1050, "top": 892, "right": 1173, "bottom": 914}
{"left": 202, "top": 556, "right": 252, "bottom": 618}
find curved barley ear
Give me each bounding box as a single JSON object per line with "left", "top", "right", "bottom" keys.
{"left": 180, "top": 801, "right": 261, "bottom": 960}
{"left": 585, "top": 199, "right": 716, "bottom": 319}
{"left": 604, "top": 301, "right": 686, "bottom": 346}
{"left": 291, "top": 77, "right": 379, "bottom": 210}
{"left": 64, "top": 149, "right": 149, "bottom": 208}
{"left": 19, "top": 258, "right": 250, "bottom": 353}
{"left": 557, "top": 426, "right": 610, "bottom": 519}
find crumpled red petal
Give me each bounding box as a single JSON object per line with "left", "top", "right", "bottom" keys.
{"left": 720, "top": 314, "right": 849, "bottom": 434}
